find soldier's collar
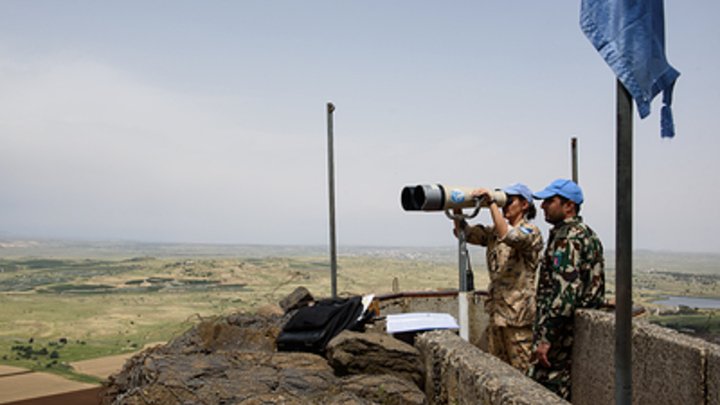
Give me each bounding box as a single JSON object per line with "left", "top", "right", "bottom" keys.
{"left": 553, "top": 216, "right": 582, "bottom": 230}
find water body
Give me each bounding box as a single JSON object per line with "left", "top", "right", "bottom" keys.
{"left": 654, "top": 296, "right": 720, "bottom": 309}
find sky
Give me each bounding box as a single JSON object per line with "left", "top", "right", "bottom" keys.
{"left": 0, "top": 1, "right": 718, "bottom": 253}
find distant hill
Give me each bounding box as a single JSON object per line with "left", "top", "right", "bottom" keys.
{"left": 1, "top": 239, "right": 719, "bottom": 274}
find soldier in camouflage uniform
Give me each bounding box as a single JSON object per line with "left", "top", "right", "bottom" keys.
{"left": 528, "top": 179, "right": 605, "bottom": 401}
{"left": 453, "top": 183, "right": 543, "bottom": 372}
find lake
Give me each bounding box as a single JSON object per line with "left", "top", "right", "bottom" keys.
{"left": 654, "top": 295, "right": 720, "bottom": 309}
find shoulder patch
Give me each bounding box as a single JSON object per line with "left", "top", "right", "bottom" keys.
{"left": 519, "top": 226, "right": 533, "bottom": 234}
{"left": 553, "top": 251, "right": 566, "bottom": 268}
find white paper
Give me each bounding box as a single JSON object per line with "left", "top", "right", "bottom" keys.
{"left": 385, "top": 312, "right": 459, "bottom": 334}
{"left": 359, "top": 294, "right": 375, "bottom": 321}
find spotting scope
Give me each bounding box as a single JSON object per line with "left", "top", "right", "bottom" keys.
{"left": 401, "top": 184, "right": 507, "bottom": 211}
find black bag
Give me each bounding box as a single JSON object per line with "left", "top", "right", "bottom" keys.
{"left": 276, "top": 296, "right": 366, "bottom": 354}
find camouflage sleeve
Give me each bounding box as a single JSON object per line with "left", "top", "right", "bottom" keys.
{"left": 455, "top": 223, "right": 491, "bottom": 246}
{"left": 582, "top": 233, "right": 606, "bottom": 308}
{"left": 501, "top": 224, "right": 543, "bottom": 257}
{"left": 534, "top": 236, "right": 584, "bottom": 344}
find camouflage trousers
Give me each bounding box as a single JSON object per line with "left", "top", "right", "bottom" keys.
{"left": 527, "top": 323, "right": 574, "bottom": 401}
{"left": 486, "top": 323, "right": 534, "bottom": 373}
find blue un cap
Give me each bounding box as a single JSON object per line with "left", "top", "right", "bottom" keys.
{"left": 532, "top": 179, "right": 584, "bottom": 204}
{"left": 502, "top": 183, "right": 534, "bottom": 203}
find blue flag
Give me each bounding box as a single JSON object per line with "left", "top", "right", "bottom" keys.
{"left": 581, "top": 0, "right": 680, "bottom": 138}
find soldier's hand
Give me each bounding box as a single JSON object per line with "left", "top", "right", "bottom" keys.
{"left": 534, "top": 342, "right": 552, "bottom": 368}
{"left": 470, "top": 188, "right": 491, "bottom": 200}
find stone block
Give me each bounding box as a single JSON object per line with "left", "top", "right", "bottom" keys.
{"left": 706, "top": 345, "right": 720, "bottom": 405}
{"left": 326, "top": 330, "right": 424, "bottom": 388}
{"left": 279, "top": 286, "right": 314, "bottom": 312}
{"left": 573, "top": 309, "right": 708, "bottom": 405}
{"left": 632, "top": 320, "right": 706, "bottom": 405}
{"left": 417, "top": 330, "right": 568, "bottom": 405}
{"left": 572, "top": 309, "right": 614, "bottom": 403}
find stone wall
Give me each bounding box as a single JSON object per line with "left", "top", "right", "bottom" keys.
{"left": 706, "top": 345, "right": 720, "bottom": 404}
{"left": 573, "top": 309, "right": 715, "bottom": 405}
{"left": 416, "top": 330, "right": 568, "bottom": 405}
{"left": 378, "top": 294, "right": 720, "bottom": 404}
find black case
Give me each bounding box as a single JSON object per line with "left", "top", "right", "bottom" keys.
{"left": 276, "top": 296, "right": 365, "bottom": 354}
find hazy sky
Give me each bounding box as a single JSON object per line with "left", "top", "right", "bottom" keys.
{"left": 0, "top": 2, "right": 718, "bottom": 253}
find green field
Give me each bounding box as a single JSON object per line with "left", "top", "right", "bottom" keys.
{"left": 650, "top": 311, "right": 720, "bottom": 333}
{"left": 0, "top": 248, "right": 471, "bottom": 382}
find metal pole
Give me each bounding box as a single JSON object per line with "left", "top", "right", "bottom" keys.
{"left": 615, "top": 80, "right": 633, "bottom": 405}
{"left": 571, "top": 137, "right": 579, "bottom": 184}
{"left": 326, "top": 102, "right": 338, "bottom": 298}
{"left": 457, "top": 227, "right": 470, "bottom": 341}
{"left": 446, "top": 203, "right": 480, "bottom": 342}
{"left": 458, "top": 229, "right": 469, "bottom": 293}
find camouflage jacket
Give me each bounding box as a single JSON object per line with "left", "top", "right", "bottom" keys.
{"left": 533, "top": 216, "right": 605, "bottom": 345}
{"left": 462, "top": 219, "right": 543, "bottom": 327}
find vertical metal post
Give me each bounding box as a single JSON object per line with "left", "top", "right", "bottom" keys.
{"left": 571, "top": 137, "right": 579, "bottom": 184}
{"left": 615, "top": 80, "right": 633, "bottom": 405}
{"left": 326, "top": 102, "right": 338, "bottom": 298}
{"left": 447, "top": 207, "right": 479, "bottom": 341}
{"left": 458, "top": 229, "right": 469, "bottom": 293}
{"left": 457, "top": 224, "right": 470, "bottom": 341}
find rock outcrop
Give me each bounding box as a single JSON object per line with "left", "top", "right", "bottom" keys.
{"left": 100, "top": 294, "right": 427, "bottom": 404}
{"left": 340, "top": 374, "right": 427, "bottom": 405}
{"left": 279, "top": 286, "right": 314, "bottom": 312}
{"left": 326, "top": 330, "right": 425, "bottom": 388}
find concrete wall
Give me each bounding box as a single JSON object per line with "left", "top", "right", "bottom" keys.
{"left": 377, "top": 294, "right": 720, "bottom": 404}
{"left": 706, "top": 345, "right": 720, "bottom": 405}
{"left": 573, "top": 309, "right": 714, "bottom": 405}
{"left": 416, "top": 330, "right": 568, "bottom": 405}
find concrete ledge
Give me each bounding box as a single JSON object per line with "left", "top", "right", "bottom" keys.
{"left": 573, "top": 309, "right": 710, "bottom": 405}
{"left": 416, "top": 330, "right": 567, "bottom": 405}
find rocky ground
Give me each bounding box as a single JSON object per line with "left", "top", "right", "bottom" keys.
{"left": 99, "top": 289, "right": 427, "bottom": 404}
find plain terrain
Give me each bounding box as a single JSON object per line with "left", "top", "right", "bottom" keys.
{"left": 1, "top": 240, "right": 719, "bottom": 385}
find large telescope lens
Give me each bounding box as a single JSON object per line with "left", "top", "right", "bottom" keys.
{"left": 400, "top": 185, "right": 421, "bottom": 211}
{"left": 401, "top": 184, "right": 506, "bottom": 211}
{"left": 401, "top": 184, "right": 445, "bottom": 211}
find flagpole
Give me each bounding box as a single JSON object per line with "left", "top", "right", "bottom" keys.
{"left": 615, "top": 79, "right": 633, "bottom": 405}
